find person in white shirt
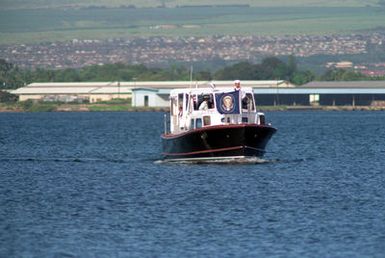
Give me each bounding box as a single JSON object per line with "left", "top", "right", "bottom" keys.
{"left": 199, "top": 98, "right": 209, "bottom": 110}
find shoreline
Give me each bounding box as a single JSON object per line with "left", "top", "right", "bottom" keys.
{"left": 1, "top": 103, "right": 385, "bottom": 112}
{"left": 258, "top": 105, "right": 385, "bottom": 112}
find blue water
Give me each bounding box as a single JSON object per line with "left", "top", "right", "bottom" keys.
{"left": 1, "top": 111, "right": 385, "bottom": 257}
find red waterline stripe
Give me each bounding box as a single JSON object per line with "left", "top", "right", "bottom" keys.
{"left": 244, "top": 146, "right": 265, "bottom": 152}
{"left": 162, "top": 145, "right": 244, "bottom": 156}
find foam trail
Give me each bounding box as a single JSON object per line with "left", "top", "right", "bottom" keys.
{"left": 155, "top": 157, "right": 274, "bottom": 165}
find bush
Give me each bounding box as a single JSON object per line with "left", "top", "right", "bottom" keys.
{"left": 0, "top": 91, "right": 18, "bottom": 103}
{"left": 20, "top": 99, "right": 34, "bottom": 110}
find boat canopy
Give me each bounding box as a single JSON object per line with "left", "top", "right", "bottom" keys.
{"left": 167, "top": 87, "right": 263, "bottom": 134}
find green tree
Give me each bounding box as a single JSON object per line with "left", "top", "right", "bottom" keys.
{"left": 195, "top": 71, "right": 212, "bottom": 81}
{"left": 259, "top": 57, "right": 288, "bottom": 79}
{"left": 55, "top": 68, "right": 81, "bottom": 82}
{"left": 214, "top": 61, "right": 257, "bottom": 80}
{"left": 291, "top": 70, "right": 315, "bottom": 85}
{"left": 321, "top": 69, "right": 368, "bottom": 81}
{"left": 0, "top": 59, "right": 26, "bottom": 89}
{"left": 0, "top": 91, "right": 17, "bottom": 103}
{"left": 287, "top": 55, "right": 298, "bottom": 76}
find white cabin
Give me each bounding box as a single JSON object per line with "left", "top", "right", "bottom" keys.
{"left": 168, "top": 87, "right": 265, "bottom": 134}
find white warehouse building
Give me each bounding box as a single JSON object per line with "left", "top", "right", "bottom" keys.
{"left": 11, "top": 80, "right": 293, "bottom": 106}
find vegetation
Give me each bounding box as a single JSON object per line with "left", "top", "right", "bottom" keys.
{"left": 0, "top": 90, "right": 18, "bottom": 103}
{"left": 0, "top": 59, "right": 27, "bottom": 89}
{"left": 320, "top": 69, "right": 373, "bottom": 81}
{"left": 213, "top": 56, "right": 316, "bottom": 84}
{"left": 88, "top": 104, "right": 131, "bottom": 112}
{"left": 2, "top": 57, "right": 384, "bottom": 93}
{"left": 1, "top": 5, "right": 385, "bottom": 44}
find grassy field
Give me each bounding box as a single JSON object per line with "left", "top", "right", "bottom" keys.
{"left": 1, "top": 5, "right": 385, "bottom": 44}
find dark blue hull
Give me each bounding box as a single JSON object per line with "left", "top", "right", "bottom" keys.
{"left": 161, "top": 124, "right": 276, "bottom": 161}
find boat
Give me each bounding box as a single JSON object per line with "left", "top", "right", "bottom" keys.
{"left": 161, "top": 81, "right": 276, "bottom": 162}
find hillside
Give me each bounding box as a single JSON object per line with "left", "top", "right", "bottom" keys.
{"left": 1, "top": 1, "right": 384, "bottom": 45}
{"left": 1, "top": 5, "right": 385, "bottom": 45}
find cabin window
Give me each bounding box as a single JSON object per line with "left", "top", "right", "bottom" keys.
{"left": 190, "top": 119, "right": 194, "bottom": 130}
{"left": 178, "top": 93, "right": 183, "bottom": 109}
{"left": 185, "top": 94, "right": 189, "bottom": 110}
{"left": 196, "top": 118, "right": 202, "bottom": 128}
{"left": 203, "top": 116, "right": 211, "bottom": 126}
{"left": 144, "top": 96, "right": 149, "bottom": 107}
{"left": 191, "top": 94, "right": 197, "bottom": 110}
{"left": 170, "top": 96, "right": 177, "bottom": 116}
{"left": 242, "top": 93, "right": 255, "bottom": 111}
{"left": 196, "top": 94, "right": 214, "bottom": 110}
{"left": 222, "top": 117, "right": 231, "bottom": 124}
{"left": 259, "top": 114, "right": 265, "bottom": 125}
{"left": 242, "top": 117, "right": 248, "bottom": 123}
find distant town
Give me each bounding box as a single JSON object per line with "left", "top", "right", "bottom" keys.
{"left": 2, "top": 32, "right": 385, "bottom": 75}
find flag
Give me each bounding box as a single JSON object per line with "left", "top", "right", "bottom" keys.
{"left": 215, "top": 91, "right": 240, "bottom": 114}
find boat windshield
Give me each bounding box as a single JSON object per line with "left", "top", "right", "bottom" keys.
{"left": 191, "top": 93, "right": 214, "bottom": 111}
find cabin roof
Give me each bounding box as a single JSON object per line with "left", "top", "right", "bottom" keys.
{"left": 301, "top": 81, "right": 385, "bottom": 88}
{"left": 169, "top": 87, "right": 253, "bottom": 95}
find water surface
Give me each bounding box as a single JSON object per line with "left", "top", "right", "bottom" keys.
{"left": 1, "top": 111, "right": 384, "bottom": 257}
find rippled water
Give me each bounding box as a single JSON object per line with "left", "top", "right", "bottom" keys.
{"left": 1, "top": 111, "right": 385, "bottom": 257}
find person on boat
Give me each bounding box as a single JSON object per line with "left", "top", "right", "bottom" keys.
{"left": 234, "top": 80, "right": 241, "bottom": 91}
{"left": 242, "top": 94, "right": 252, "bottom": 110}
{"left": 234, "top": 79, "right": 247, "bottom": 104}
{"left": 199, "top": 95, "right": 210, "bottom": 110}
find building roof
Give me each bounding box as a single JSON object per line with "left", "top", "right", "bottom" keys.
{"left": 25, "top": 80, "right": 290, "bottom": 88}
{"left": 170, "top": 87, "right": 254, "bottom": 95}
{"left": 302, "top": 81, "right": 385, "bottom": 88}
{"left": 27, "top": 82, "right": 122, "bottom": 87}
{"left": 11, "top": 85, "right": 133, "bottom": 95}
{"left": 131, "top": 88, "right": 159, "bottom": 92}
{"left": 11, "top": 80, "right": 292, "bottom": 96}
{"left": 10, "top": 80, "right": 385, "bottom": 96}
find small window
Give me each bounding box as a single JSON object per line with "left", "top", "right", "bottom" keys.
{"left": 242, "top": 117, "right": 248, "bottom": 123}
{"left": 196, "top": 118, "right": 202, "bottom": 128}
{"left": 170, "top": 96, "right": 177, "bottom": 116}
{"left": 221, "top": 117, "right": 231, "bottom": 124}
{"left": 203, "top": 116, "right": 211, "bottom": 126}
{"left": 190, "top": 119, "right": 194, "bottom": 130}
{"left": 259, "top": 114, "right": 265, "bottom": 125}
{"left": 192, "top": 95, "right": 198, "bottom": 110}
{"left": 197, "top": 94, "right": 214, "bottom": 110}
{"left": 178, "top": 93, "right": 183, "bottom": 105}
{"left": 242, "top": 93, "right": 255, "bottom": 111}
{"left": 144, "top": 95, "right": 149, "bottom": 107}
{"left": 185, "top": 94, "right": 189, "bottom": 110}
